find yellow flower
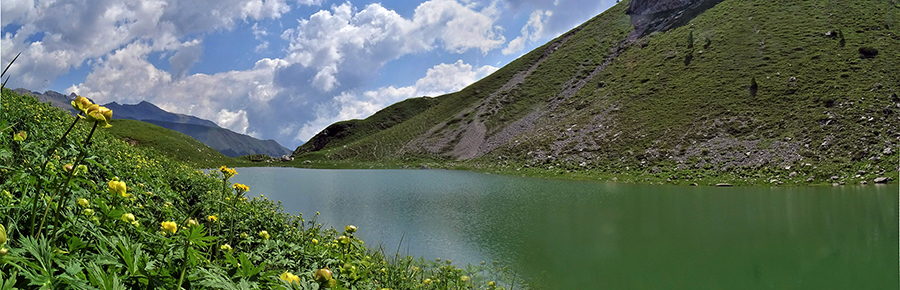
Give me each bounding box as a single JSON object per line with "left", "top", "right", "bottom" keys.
{"left": 259, "top": 230, "right": 270, "bottom": 240}
{"left": 311, "top": 238, "right": 318, "bottom": 244}
{"left": 13, "top": 131, "right": 26, "bottom": 142}
{"left": 85, "top": 105, "right": 113, "bottom": 128}
{"left": 280, "top": 271, "right": 301, "bottom": 284}
{"left": 240, "top": 232, "right": 249, "bottom": 239}
{"left": 108, "top": 180, "right": 130, "bottom": 198}
{"left": 232, "top": 183, "right": 249, "bottom": 193}
{"left": 121, "top": 213, "right": 136, "bottom": 223}
{"left": 208, "top": 215, "right": 218, "bottom": 223}
{"left": 424, "top": 279, "right": 432, "bottom": 285}
{"left": 461, "top": 276, "right": 470, "bottom": 282}
{"left": 220, "top": 244, "right": 232, "bottom": 251}
{"left": 71, "top": 96, "right": 93, "bottom": 114}
{"left": 0, "top": 223, "right": 6, "bottom": 245}
{"left": 337, "top": 235, "right": 350, "bottom": 245}
{"left": 313, "top": 268, "right": 333, "bottom": 283}
{"left": 161, "top": 221, "right": 177, "bottom": 234}
{"left": 344, "top": 225, "right": 357, "bottom": 233}
{"left": 488, "top": 281, "right": 496, "bottom": 287}
{"left": 82, "top": 209, "right": 94, "bottom": 217}
{"left": 219, "top": 166, "right": 237, "bottom": 179}
{"left": 76, "top": 198, "right": 90, "bottom": 208}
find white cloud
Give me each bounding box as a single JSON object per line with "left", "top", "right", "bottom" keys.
{"left": 280, "top": 0, "right": 505, "bottom": 92}
{"left": 168, "top": 39, "right": 203, "bottom": 80}
{"left": 502, "top": 9, "right": 551, "bottom": 55}
{"left": 295, "top": 60, "right": 498, "bottom": 141}
{"left": 0, "top": 0, "right": 321, "bottom": 89}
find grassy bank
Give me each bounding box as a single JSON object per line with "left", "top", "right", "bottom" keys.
{"left": 0, "top": 88, "right": 517, "bottom": 289}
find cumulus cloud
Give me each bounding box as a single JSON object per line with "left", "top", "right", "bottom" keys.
{"left": 295, "top": 60, "right": 498, "bottom": 142}
{"left": 168, "top": 39, "right": 203, "bottom": 80}
{"left": 280, "top": 0, "right": 505, "bottom": 92}
{"left": 502, "top": 9, "right": 552, "bottom": 55}
{"left": 502, "top": 0, "right": 617, "bottom": 39}
{"left": 0, "top": 0, "right": 321, "bottom": 89}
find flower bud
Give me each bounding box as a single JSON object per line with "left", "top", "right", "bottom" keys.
{"left": 77, "top": 198, "right": 90, "bottom": 208}
{"left": 344, "top": 225, "right": 357, "bottom": 233}
{"left": 0, "top": 224, "right": 6, "bottom": 244}
{"left": 0, "top": 247, "right": 8, "bottom": 256}
{"left": 314, "top": 268, "right": 333, "bottom": 283}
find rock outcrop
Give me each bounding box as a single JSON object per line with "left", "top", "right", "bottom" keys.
{"left": 626, "top": 0, "right": 726, "bottom": 36}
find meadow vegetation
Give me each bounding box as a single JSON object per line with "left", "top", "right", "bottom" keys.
{"left": 0, "top": 88, "right": 520, "bottom": 289}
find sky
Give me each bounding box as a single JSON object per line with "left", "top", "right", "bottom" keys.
{"left": 1, "top": 0, "right": 617, "bottom": 148}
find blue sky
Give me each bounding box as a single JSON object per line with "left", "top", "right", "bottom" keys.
{"left": 1, "top": 0, "right": 617, "bottom": 148}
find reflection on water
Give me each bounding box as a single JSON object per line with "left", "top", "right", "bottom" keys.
{"left": 232, "top": 168, "right": 898, "bottom": 289}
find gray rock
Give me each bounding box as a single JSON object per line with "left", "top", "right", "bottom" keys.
{"left": 303, "top": 160, "right": 312, "bottom": 164}
{"left": 715, "top": 183, "right": 733, "bottom": 187}
{"left": 832, "top": 183, "right": 840, "bottom": 186}
{"left": 874, "top": 177, "right": 890, "bottom": 184}
{"left": 831, "top": 175, "right": 840, "bottom": 180}
{"left": 690, "top": 183, "right": 698, "bottom": 186}
{"left": 806, "top": 177, "right": 815, "bottom": 182}
{"left": 884, "top": 147, "right": 894, "bottom": 155}
{"left": 860, "top": 180, "right": 868, "bottom": 185}
{"left": 789, "top": 171, "right": 797, "bottom": 177}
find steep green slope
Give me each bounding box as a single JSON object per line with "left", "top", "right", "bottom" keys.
{"left": 144, "top": 120, "right": 291, "bottom": 158}
{"left": 296, "top": 0, "right": 899, "bottom": 185}
{"left": 105, "top": 119, "right": 239, "bottom": 167}
{"left": 292, "top": 96, "right": 439, "bottom": 156}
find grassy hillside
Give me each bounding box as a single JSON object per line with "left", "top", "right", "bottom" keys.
{"left": 144, "top": 120, "right": 291, "bottom": 158}
{"left": 0, "top": 88, "right": 515, "bottom": 289}
{"left": 293, "top": 96, "right": 440, "bottom": 156}
{"left": 105, "top": 119, "right": 239, "bottom": 168}
{"left": 295, "top": 0, "right": 899, "bottom": 186}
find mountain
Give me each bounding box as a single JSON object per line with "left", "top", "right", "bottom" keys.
{"left": 17, "top": 89, "right": 292, "bottom": 158}
{"left": 13, "top": 88, "right": 81, "bottom": 115}
{"left": 294, "top": 0, "right": 899, "bottom": 185}
{"left": 103, "top": 101, "right": 219, "bottom": 128}
{"left": 142, "top": 119, "right": 291, "bottom": 158}
{"left": 105, "top": 119, "right": 235, "bottom": 167}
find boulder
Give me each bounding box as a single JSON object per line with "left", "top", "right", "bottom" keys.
{"left": 715, "top": 183, "right": 733, "bottom": 187}
{"left": 874, "top": 177, "right": 890, "bottom": 184}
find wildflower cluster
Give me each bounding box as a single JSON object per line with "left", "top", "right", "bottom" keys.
{"left": 0, "top": 88, "right": 516, "bottom": 289}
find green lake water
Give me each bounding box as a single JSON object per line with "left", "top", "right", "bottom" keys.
{"left": 231, "top": 167, "right": 898, "bottom": 289}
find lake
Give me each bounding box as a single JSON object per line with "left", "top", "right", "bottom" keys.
{"left": 231, "top": 167, "right": 898, "bottom": 289}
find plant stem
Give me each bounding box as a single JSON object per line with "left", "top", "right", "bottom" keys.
{"left": 34, "top": 121, "right": 97, "bottom": 239}
{"left": 176, "top": 239, "right": 191, "bottom": 289}
{"left": 28, "top": 116, "right": 80, "bottom": 236}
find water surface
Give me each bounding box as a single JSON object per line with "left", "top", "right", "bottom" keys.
{"left": 232, "top": 167, "right": 898, "bottom": 289}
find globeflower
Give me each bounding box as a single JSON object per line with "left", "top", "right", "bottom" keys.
{"left": 13, "top": 131, "right": 26, "bottom": 142}
{"left": 280, "top": 271, "right": 301, "bottom": 284}
{"left": 108, "top": 179, "right": 130, "bottom": 198}
{"left": 71, "top": 96, "right": 93, "bottom": 114}
{"left": 76, "top": 198, "right": 90, "bottom": 208}
{"left": 220, "top": 244, "right": 233, "bottom": 251}
{"left": 160, "top": 221, "right": 177, "bottom": 234}
{"left": 259, "top": 230, "right": 270, "bottom": 240}
{"left": 85, "top": 104, "right": 113, "bottom": 128}
{"left": 208, "top": 215, "right": 218, "bottom": 223}
{"left": 344, "top": 225, "right": 357, "bottom": 233}
{"left": 423, "top": 278, "right": 432, "bottom": 285}
{"left": 311, "top": 238, "right": 318, "bottom": 244}
{"left": 314, "top": 268, "right": 333, "bottom": 283}
{"left": 461, "top": 276, "right": 470, "bottom": 282}
{"left": 121, "top": 213, "right": 136, "bottom": 223}
{"left": 0, "top": 224, "right": 6, "bottom": 244}
{"left": 82, "top": 209, "right": 94, "bottom": 217}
